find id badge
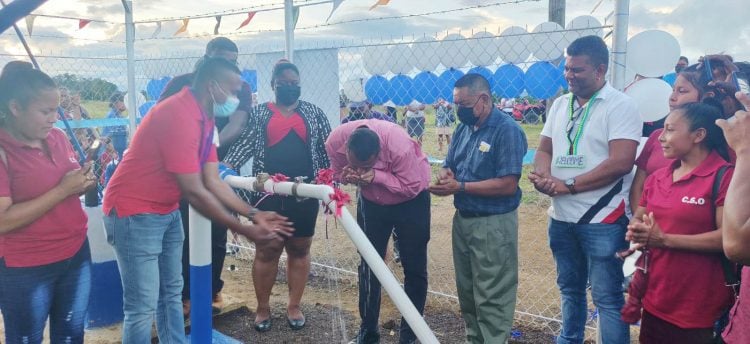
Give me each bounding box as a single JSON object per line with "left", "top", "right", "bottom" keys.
{"left": 555, "top": 155, "right": 585, "bottom": 169}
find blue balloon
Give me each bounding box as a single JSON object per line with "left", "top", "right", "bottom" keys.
{"left": 467, "top": 66, "right": 493, "bottom": 83}
{"left": 557, "top": 59, "right": 568, "bottom": 90}
{"left": 662, "top": 72, "right": 677, "bottom": 86}
{"left": 364, "top": 75, "right": 390, "bottom": 105}
{"left": 241, "top": 69, "right": 258, "bottom": 93}
{"left": 524, "top": 61, "right": 563, "bottom": 99}
{"left": 138, "top": 100, "right": 156, "bottom": 118}
{"left": 492, "top": 64, "right": 525, "bottom": 98}
{"left": 412, "top": 71, "right": 440, "bottom": 104}
{"left": 146, "top": 76, "right": 171, "bottom": 100}
{"left": 388, "top": 75, "right": 414, "bottom": 106}
{"left": 438, "top": 68, "right": 465, "bottom": 102}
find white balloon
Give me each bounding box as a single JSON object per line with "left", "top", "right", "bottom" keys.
{"left": 388, "top": 44, "right": 413, "bottom": 75}
{"left": 563, "top": 15, "right": 603, "bottom": 49}
{"left": 439, "top": 33, "right": 469, "bottom": 69}
{"left": 362, "top": 46, "right": 390, "bottom": 75}
{"left": 468, "top": 31, "right": 499, "bottom": 67}
{"left": 409, "top": 36, "right": 440, "bottom": 71}
{"left": 342, "top": 78, "right": 367, "bottom": 102}
{"left": 498, "top": 26, "right": 530, "bottom": 64}
{"left": 627, "top": 30, "right": 681, "bottom": 77}
{"left": 624, "top": 78, "right": 673, "bottom": 122}
{"left": 531, "top": 22, "right": 565, "bottom": 61}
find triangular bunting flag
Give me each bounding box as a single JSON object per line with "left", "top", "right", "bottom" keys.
{"left": 214, "top": 15, "right": 222, "bottom": 34}
{"left": 292, "top": 6, "right": 300, "bottom": 29}
{"left": 236, "top": 12, "right": 256, "bottom": 30}
{"left": 369, "top": 0, "right": 390, "bottom": 10}
{"left": 78, "top": 19, "right": 92, "bottom": 30}
{"left": 174, "top": 18, "right": 189, "bottom": 36}
{"left": 151, "top": 22, "right": 162, "bottom": 38}
{"left": 326, "top": 0, "right": 344, "bottom": 23}
{"left": 25, "top": 15, "right": 36, "bottom": 36}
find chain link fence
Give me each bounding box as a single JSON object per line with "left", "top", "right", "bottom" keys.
{"left": 2, "top": 21, "right": 618, "bottom": 341}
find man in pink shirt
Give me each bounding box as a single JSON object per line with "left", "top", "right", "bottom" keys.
{"left": 325, "top": 119, "right": 430, "bottom": 344}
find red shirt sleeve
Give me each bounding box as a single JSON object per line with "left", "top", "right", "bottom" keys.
{"left": 635, "top": 130, "right": 659, "bottom": 170}
{"left": 715, "top": 166, "right": 734, "bottom": 207}
{"left": 0, "top": 154, "right": 9, "bottom": 197}
{"left": 639, "top": 173, "right": 656, "bottom": 208}
{"left": 155, "top": 108, "right": 203, "bottom": 175}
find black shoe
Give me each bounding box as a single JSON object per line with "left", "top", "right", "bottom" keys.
{"left": 351, "top": 330, "right": 380, "bottom": 344}
{"left": 254, "top": 318, "right": 272, "bottom": 332}
{"left": 287, "top": 315, "right": 306, "bottom": 330}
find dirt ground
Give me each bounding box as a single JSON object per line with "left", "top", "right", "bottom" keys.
{"left": 0, "top": 123, "right": 639, "bottom": 343}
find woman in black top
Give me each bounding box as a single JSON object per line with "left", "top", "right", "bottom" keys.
{"left": 224, "top": 60, "right": 331, "bottom": 332}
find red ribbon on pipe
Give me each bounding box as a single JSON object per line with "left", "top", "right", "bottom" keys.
{"left": 315, "top": 168, "right": 334, "bottom": 186}
{"left": 328, "top": 188, "right": 351, "bottom": 218}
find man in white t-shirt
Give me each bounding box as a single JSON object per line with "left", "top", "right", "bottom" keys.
{"left": 529, "top": 35, "right": 641, "bottom": 344}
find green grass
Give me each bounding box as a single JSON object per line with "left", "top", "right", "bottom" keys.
{"left": 80, "top": 101, "right": 110, "bottom": 119}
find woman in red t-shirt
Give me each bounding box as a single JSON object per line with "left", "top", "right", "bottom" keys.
{"left": 627, "top": 102, "right": 735, "bottom": 343}
{"left": 0, "top": 66, "right": 96, "bottom": 342}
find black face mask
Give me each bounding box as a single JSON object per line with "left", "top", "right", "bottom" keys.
{"left": 456, "top": 98, "right": 481, "bottom": 126}
{"left": 275, "top": 85, "right": 300, "bottom": 106}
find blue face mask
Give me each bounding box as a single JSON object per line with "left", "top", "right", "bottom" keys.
{"left": 211, "top": 82, "right": 240, "bottom": 117}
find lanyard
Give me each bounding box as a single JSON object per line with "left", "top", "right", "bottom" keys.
{"left": 566, "top": 91, "right": 598, "bottom": 155}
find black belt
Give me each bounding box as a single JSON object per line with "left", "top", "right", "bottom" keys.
{"left": 458, "top": 210, "right": 496, "bottom": 218}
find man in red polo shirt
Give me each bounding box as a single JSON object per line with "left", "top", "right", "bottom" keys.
{"left": 102, "top": 58, "right": 292, "bottom": 344}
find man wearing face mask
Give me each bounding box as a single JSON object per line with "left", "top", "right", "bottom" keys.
{"left": 428, "top": 73, "right": 527, "bottom": 343}
{"left": 325, "top": 119, "right": 431, "bottom": 344}
{"left": 529, "top": 36, "right": 641, "bottom": 344}
{"left": 158, "top": 36, "right": 254, "bottom": 315}
{"left": 103, "top": 58, "right": 293, "bottom": 344}
{"left": 342, "top": 100, "right": 394, "bottom": 123}
{"left": 223, "top": 59, "right": 331, "bottom": 332}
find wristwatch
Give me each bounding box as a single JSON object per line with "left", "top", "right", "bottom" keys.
{"left": 564, "top": 178, "right": 577, "bottom": 195}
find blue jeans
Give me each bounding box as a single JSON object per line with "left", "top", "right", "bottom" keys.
{"left": 548, "top": 219, "right": 629, "bottom": 344}
{"left": 103, "top": 210, "right": 187, "bottom": 344}
{"left": 0, "top": 240, "right": 91, "bottom": 344}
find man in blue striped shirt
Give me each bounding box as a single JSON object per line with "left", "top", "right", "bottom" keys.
{"left": 429, "top": 73, "right": 527, "bottom": 344}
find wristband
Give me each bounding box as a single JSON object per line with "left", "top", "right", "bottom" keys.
{"left": 247, "top": 208, "right": 259, "bottom": 222}
{"left": 459, "top": 181, "right": 466, "bottom": 193}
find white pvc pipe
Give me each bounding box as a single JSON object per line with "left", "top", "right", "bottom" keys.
{"left": 224, "top": 176, "right": 439, "bottom": 344}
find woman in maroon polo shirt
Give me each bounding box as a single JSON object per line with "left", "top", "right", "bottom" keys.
{"left": 627, "top": 102, "right": 734, "bottom": 343}
{"left": 224, "top": 59, "right": 331, "bottom": 332}
{"left": 0, "top": 66, "right": 96, "bottom": 343}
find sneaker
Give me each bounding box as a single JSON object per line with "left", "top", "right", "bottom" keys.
{"left": 182, "top": 299, "right": 191, "bottom": 318}
{"left": 212, "top": 293, "right": 224, "bottom": 314}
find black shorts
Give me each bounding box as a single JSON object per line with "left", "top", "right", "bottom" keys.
{"left": 255, "top": 195, "right": 319, "bottom": 238}
{"left": 407, "top": 117, "right": 425, "bottom": 138}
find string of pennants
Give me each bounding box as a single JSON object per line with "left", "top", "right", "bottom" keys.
{"left": 20, "top": 0, "right": 394, "bottom": 38}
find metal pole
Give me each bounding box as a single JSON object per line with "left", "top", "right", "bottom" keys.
{"left": 548, "top": 0, "right": 565, "bottom": 27}
{"left": 284, "top": 0, "right": 294, "bottom": 62}
{"left": 122, "top": 0, "right": 137, "bottom": 141}
{"left": 611, "top": 0, "right": 630, "bottom": 90}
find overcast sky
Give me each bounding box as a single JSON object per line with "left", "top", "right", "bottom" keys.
{"left": 1, "top": 0, "right": 747, "bottom": 72}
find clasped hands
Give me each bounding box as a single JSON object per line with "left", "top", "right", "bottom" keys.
{"left": 626, "top": 212, "right": 666, "bottom": 248}
{"left": 527, "top": 171, "right": 569, "bottom": 196}
{"left": 340, "top": 166, "right": 374, "bottom": 186}
{"left": 428, "top": 168, "right": 460, "bottom": 196}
